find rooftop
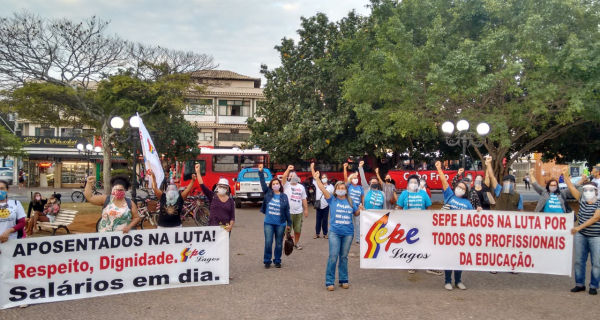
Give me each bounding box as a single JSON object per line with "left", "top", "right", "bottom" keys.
{"left": 191, "top": 70, "right": 261, "bottom": 88}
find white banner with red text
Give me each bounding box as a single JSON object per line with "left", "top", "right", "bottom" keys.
{"left": 0, "top": 227, "right": 229, "bottom": 309}
{"left": 360, "top": 210, "right": 573, "bottom": 275}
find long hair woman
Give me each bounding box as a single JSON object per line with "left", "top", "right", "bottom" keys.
{"left": 84, "top": 175, "right": 140, "bottom": 233}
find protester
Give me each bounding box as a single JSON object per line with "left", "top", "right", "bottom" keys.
{"left": 436, "top": 161, "right": 477, "bottom": 290}
{"left": 418, "top": 179, "right": 432, "bottom": 199}
{"left": 311, "top": 163, "right": 334, "bottom": 239}
{"left": 376, "top": 169, "right": 397, "bottom": 210}
{"left": 313, "top": 170, "right": 364, "bottom": 291}
{"left": 523, "top": 174, "right": 531, "bottom": 190}
{"left": 84, "top": 175, "right": 140, "bottom": 233}
{"left": 451, "top": 168, "right": 483, "bottom": 210}
{"left": 563, "top": 167, "right": 600, "bottom": 295}
{"left": 487, "top": 157, "right": 523, "bottom": 212}
{"left": 195, "top": 165, "right": 235, "bottom": 231}
{"left": 472, "top": 174, "right": 492, "bottom": 210}
{"left": 343, "top": 163, "right": 364, "bottom": 245}
{"left": 0, "top": 180, "right": 26, "bottom": 243}
{"left": 149, "top": 169, "right": 195, "bottom": 229}
{"left": 26, "top": 193, "right": 60, "bottom": 235}
{"left": 358, "top": 161, "right": 385, "bottom": 210}
{"left": 529, "top": 168, "right": 569, "bottom": 213}
{"left": 18, "top": 169, "right": 25, "bottom": 189}
{"left": 281, "top": 165, "right": 308, "bottom": 250}
{"left": 26, "top": 192, "right": 46, "bottom": 220}
{"left": 258, "top": 164, "right": 291, "bottom": 268}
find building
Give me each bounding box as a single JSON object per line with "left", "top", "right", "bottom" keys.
{"left": 184, "top": 70, "right": 264, "bottom": 148}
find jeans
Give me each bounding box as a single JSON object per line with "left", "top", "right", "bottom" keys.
{"left": 326, "top": 231, "right": 353, "bottom": 286}
{"left": 353, "top": 214, "right": 360, "bottom": 242}
{"left": 444, "top": 270, "right": 463, "bottom": 285}
{"left": 315, "top": 207, "right": 329, "bottom": 236}
{"left": 574, "top": 232, "right": 600, "bottom": 289}
{"left": 264, "top": 223, "right": 286, "bottom": 265}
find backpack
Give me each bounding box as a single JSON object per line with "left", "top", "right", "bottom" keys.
{"left": 103, "top": 196, "right": 133, "bottom": 211}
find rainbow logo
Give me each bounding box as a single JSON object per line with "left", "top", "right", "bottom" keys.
{"left": 147, "top": 139, "right": 155, "bottom": 153}
{"left": 180, "top": 245, "right": 192, "bottom": 262}
{"left": 364, "top": 212, "right": 390, "bottom": 259}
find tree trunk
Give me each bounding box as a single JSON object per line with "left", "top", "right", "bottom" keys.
{"left": 101, "top": 123, "right": 113, "bottom": 194}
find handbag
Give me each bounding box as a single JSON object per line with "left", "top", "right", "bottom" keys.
{"left": 284, "top": 231, "right": 294, "bottom": 256}
{"left": 314, "top": 194, "right": 323, "bottom": 209}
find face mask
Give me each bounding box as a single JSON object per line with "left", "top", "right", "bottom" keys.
{"left": 455, "top": 188, "right": 465, "bottom": 197}
{"left": 112, "top": 189, "right": 126, "bottom": 200}
{"left": 321, "top": 178, "right": 328, "bottom": 184}
{"left": 290, "top": 177, "right": 301, "bottom": 184}
{"left": 408, "top": 182, "right": 418, "bottom": 191}
{"left": 549, "top": 186, "right": 558, "bottom": 193}
{"left": 35, "top": 196, "right": 41, "bottom": 201}
{"left": 351, "top": 179, "right": 359, "bottom": 185}
{"left": 166, "top": 191, "right": 179, "bottom": 199}
{"left": 475, "top": 179, "right": 482, "bottom": 187}
{"left": 583, "top": 190, "right": 597, "bottom": 201}
{"left": 336, "top": 190, "right": 347, "bottom": 196}
{"left": 502, "top": 181, "right": 514, "bottom": 194}
{"left": 370, "top": 183, "right": 380, "bottom": 190}
{"left": 420, "top": 181, "right": 426, "bottom": 187}
{"left": 0, "top": 190, "right": 6, "bottom": 201}
{"left": 385, "top": 179, "right": 391, "bottom": 183}
{"left": 217, "top": 187, "right": 227, "bottom": 196}
{"left": 272, "top": 184, "right": 281, "bottom": 191}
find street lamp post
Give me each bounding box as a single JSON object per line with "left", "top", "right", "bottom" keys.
{"left": 110, "top": 115, "right": 141, "bottom": 199}
{"left": 441, "top": 120, "right": 490, "bottom": 169}
{"left": 76, "top": 143, "right": 102, "bottom": 178}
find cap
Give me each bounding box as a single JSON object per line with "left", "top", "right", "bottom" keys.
{"left": 503, "top": 175, "right": 516, "bottom": 183}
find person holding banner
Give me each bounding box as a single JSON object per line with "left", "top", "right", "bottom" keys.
{"left": 563, "top": 167, "right": 600, "bottom": 295}
{"left": 85, "top": 175, "right": 140, "bottom": 233}
{"left": 313, "top": 170, "right": 364, "bottom": 291}
{"left": 436, "top": 161, "right": 474, "bottom": 291}
{"left": 258, "top": 164, "right": 291, "bottom": 268}
{"left": 195, "top": 164, "right": 235, "bottom": 231}
{"left": 343, "top": 163, "right": 364, "bottom": 245}
{"left": 148, "top": 169, "right": 195, "bottom": 228}
{"left": 0, "top": 180, "right": 26, "bottom": 243}
{"left": 529, "top": 168, "right": 570, "bottom": 213}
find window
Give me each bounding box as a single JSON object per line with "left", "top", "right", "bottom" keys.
{"left": 188, "top": 99, "right": 213, "bottom": 115}
{"left": 218, "top": 100, "right": 250, "bottom": 116}
{"left": 61, "top": 128, "right": 83, "bottom": 137}
{"left": 212, "top": 155, "right": 239, "bottom": 172}
{"left": 183, "top": 160, "right": 206, "bottom": 180}
{"left": 35, "top": 127, "right": 55, "bottom": 137}
{"left": 198, "top": 132, "right": 213, "bottom": 141}
{"left": 240, "top": 155, "right": 266, "bottom": 169}
{"left": 218, "top": 133, "right": 250, "bottom": 142}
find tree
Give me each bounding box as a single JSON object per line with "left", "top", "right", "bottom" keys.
{"left": 0, "top": 12, "right": 216, "bottom": 192}
{"left": 343, "top": 0, "right": 600, "bottom": 178}
{"left": 0, "top": 124, "right": 26, "bottom": 166}
{"left": 536, "top": 122, "right": 600, "bottom": 168}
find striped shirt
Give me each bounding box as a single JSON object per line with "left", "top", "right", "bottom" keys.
{"left": 578, "top": 197, "right": 600, "bottom": 237}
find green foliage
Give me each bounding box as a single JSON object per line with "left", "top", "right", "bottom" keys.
{"left": 0, "top": 124, "right": 27, "bottom": 159}
{"left": 147, "top": 115, "right": 200, "bottom": 166}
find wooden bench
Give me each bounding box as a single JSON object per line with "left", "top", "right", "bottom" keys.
{"left": 37, "top": 210, "right": 78, "bottom": 236}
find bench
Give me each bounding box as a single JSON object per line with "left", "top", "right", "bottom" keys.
{"left": 37, "top": 210, "right": 79, "bottom": 236}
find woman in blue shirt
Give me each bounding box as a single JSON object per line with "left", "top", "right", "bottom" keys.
{"left": 529, "top": 168, "right": 569, "bottom": 213}
{"left": 258, "top": 165, "right": 292, "bottom": 269}
{"left": 343, "top": 163, "right": 365, "bottom": 244}
{"left": 358, "top": 161, "right": 385, "bottom": 210}
{"left": 313, "top": 169, "right": 364, "bottom": 292}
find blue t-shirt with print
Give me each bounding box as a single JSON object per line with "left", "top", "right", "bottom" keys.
{"left": 493, "top": 185, "right": 524, "bottom": 210}
{"left": 327, "top": 196, "right": 359, "bottom": 236}
{"left": 347, "top": 183, "right": 364, "bottom": 206}
{"left": 443, "top": 187, "right": 474, "bottom": 210}
{"left": 365, "top": 189, "right": 385, "bottom": 210}
{"left": 264, "top": 194, "right": 286, "bottom": 226}
{"left": 543, "top": 194, "right": 564, "bottom": 213}
{"left": 397, "top": 189, "right": 432, "bottom": 210}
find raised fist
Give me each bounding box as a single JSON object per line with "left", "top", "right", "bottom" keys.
{"left": 561, "top": 167, "right": 569, "bottom": 175}
{"left": 148, "top": 169, "right": 155, "bottom": 177}
{"left": 359, "top": 161, "right": 364, "bottom": 168}
{"left": 458, "top": 168, "right": 465, "bottom": 175}
{"left": 87, "top": 175, "right": 95, "bottom": 183}
{"left": 287, "top": 165, "right": 294, "bottom": 171}
{"left": 529, "top": 168, "right": 535, "bottom": 175}
{"left": 485, "top": 156, "right": 492, "bottom": 165}
{"left": 435, "top": 161, "right": 442, "bottom": 169}
{"left": 375, "top": 168, "right": 379, "bottom": 174}
{"left": 311, "top": 163, "right": 315, "bottom": 169}
{"left": 313, "top": 171, "right": 320, "bottom": 179}
{"left": 195, "top": 164, "right": 200, "bottom": 172}
{"left": 258, "top": 164, "right": 264, "bottom": 171}
{"left": 343, "top": 163, "right": 349, "bottom": 169}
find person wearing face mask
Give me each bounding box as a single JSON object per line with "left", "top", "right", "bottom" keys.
{"left": 85, "top": 175, "right": 140, "bottom": 233}
{"left": 451, "top": 168, "right": 483, "bottom": 211}
{"left": 0, "top": 180, "right": 26, "bottom": 243}
{"left": 418, "top": 179, "right": 432, "bottom": 199}
{"left": 313, "top": 170, "right": 364, "bottom": 291}
{"left": 311, "top": 163, "right": 334, "bottom": 239}
{"left": 471, "top": 174, "right": 492, "bottom": 210}
{"left": 486, "top": 157, "right": 523, "bottom": 212}
{"left": 258, "top": 164, "right": 291, "bottom": 268}
{"left": 529, "top": 168, "right": 570, "bottom": 213}
{"left": 563, "top": 167, "right": 600, "bottom": 295}
{"left": 27, "top": 194, "right": 61, "bottom": 235}
{"left": 375, "top": 169, "right": 397, "bottom": 210}
{"left": 281, "top": 165, "right": 308, "bottom": 250}
{"left": 343, "top": 163, "right": 365, "bottom": 245}
{"left": 194, "top": 165, "right": 235, "bottom": 231}
{"left": 25, "top": 192, "right": 46, "bottom": 235}
{"left": 358, "top": 161, "right": 385, "bottom": 210}
{"left": 436, "top": 161, "right": 479, "bottom": 291}
{"left": 148, "top": 169, "right": 195, "bottom": 229}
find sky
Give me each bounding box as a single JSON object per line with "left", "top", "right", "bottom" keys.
{"left": 3, "top": 0, "right": 372, "bottom": 82}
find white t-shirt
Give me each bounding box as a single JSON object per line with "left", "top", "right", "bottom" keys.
{"left": 592, "top": 177, "right": 600, "bottom": 200}
{"left": 0, "top": 200, "right": 26, "bottom": 240}
{"left": 313, "top": 180, "right": 335, "bottom": 209}
{"left": 284, "top": 183, "right": 307, "bottom": 214}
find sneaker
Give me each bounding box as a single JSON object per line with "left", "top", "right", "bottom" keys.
{"left": 590, "top": 288, "right": 598, "bottom": 295}
{"left": 264, "top": 263, "right": 271, "bottom": 269}
{"left": 408, "top": 269, "right": 416, "bottom": 274}
{"left": 341, "top": 283, "right": 349, "bottom": 289}
{"left": 295, "top": 244, "right": 303, "bottom": 250}
{"left": 456, "top": 283, "right": 467, "bottom": 290}
{"left": 427, "top": 270, "right": 443, "bottom": 276}
{"left": 571, "top": 286, "right": 586, "bottom": 292}
{"left": 327, "top": 285, "right": 335, "bottom": 291}
{"left": 274, "top": 263, "right": 281, "bottom": 268}
{"left": 490, "top": 271, "right": 497, "bottom": 274}
{"left": 445, "top": 283, "right": 453, "bottom": 291}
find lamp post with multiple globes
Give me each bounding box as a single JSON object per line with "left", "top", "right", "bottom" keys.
{"left": 441, "top": 120, "right": 490, "bottom": 169}
{"left": 110, "top": 115, "right": 141, "bottom": 199}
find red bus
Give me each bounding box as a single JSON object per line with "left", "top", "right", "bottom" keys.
{"left": 387, "top": 169, "right": 485, "bottom": 190}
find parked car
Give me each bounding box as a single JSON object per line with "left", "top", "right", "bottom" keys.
{"left": 233, "top": 168, "right": 273, "bottom": 208}
{"left": 559, "top": 176, "right": 582, "bottom": 199}
{"left": 0, "top": 167, "right": 11, "bottom": 172}
{"left": 0, "top": 171, "right": 14, "bottom": 184}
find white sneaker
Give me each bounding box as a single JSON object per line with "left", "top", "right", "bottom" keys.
{"left": 408, "top": 269, "right": 416, "bottom": 274}
{"left": 445, "top": 283, "right": 453, "bottom": 291}
{"left": 456, "top": 283, "right": 466, "bottom": 290}
{"left": 427, "top": 270, "right": 443, "bottom": 276}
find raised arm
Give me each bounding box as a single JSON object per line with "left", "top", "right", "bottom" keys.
{"left": 149, "top": 169, "right": 163, "bottom": 199}
{"left": 435, "top": 161, "right": 449, "bottom": 191}
{"left": 281, "top": 165, "right": 294, "bottom": 186}
{"left": 358, "top": 161, "right": 369, "bottom": 191}
{"left": 258, "top": 164, "right": 269, "bottom": 193}
{"left": 451, "top": 168, "right": 465, "bottom": 189}
{"left": 484, "top": 171, "right": 490, "bottom": 188}
{"left": 562, "top": 166, "right": 580, "bottom": 200}
{"left": 84, "top": 176, "right": 107, "bottom": 206}
{"left": 343, "top": 163, "right": 349, "bottom": 183}
{"left": 375, "top": 168, "right": 384, "bottom": 186}
{"left": 529, "top": 168, "right": 545, "bottom": 195}
{"left": 180, "top": 171, "right": 196, "bottom": 200}
{"left": 486, "top": 156, "right": 499, "bottom": 189}
{"left": 312, "top": 170, "right": 331, "bottom": 199}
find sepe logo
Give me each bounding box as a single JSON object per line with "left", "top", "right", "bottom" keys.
{"left": 364, "top": 212, "right": 420, "bottom": 259}
{"left": 180, "top": 244, "right": 205, "bottom": 262}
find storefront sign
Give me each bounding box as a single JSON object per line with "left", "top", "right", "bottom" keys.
{"left": 21, "top": 136, "right": 89, "bottom": 149}
{"left": 360, "top": 210, "right": 573, "bottom": 275}
{"left": 0, "top": 227, "right": 229, "bottom": 309}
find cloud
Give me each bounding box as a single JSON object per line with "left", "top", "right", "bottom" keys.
{"left": 2, "top": 0, "right": 371, "bottom": 81}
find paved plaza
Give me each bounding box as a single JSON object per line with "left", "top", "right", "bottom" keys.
{"left": 0, "top": 204, "right": 597, "bottom": 320}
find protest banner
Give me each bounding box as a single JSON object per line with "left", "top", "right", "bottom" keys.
{"left": 0, "top": 227, "right": 229, "bottom": 309}
{"left": 360, "top": 210, "right": 573, "bottom": 275}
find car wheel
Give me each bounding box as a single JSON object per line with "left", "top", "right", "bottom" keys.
{"left": 235, "top": 197, "right": 242, "bottom": 208}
